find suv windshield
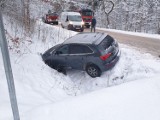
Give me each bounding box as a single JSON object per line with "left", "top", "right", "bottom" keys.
{"left": 68, "top": 15, "right": 82, "bottom": 22}
{"left": 48, "top": 44, "right": 60, "bottom": 53}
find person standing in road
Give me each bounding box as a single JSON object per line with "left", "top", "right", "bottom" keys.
{"left": 91, "top": 16, "right": 96, "bottom": 32}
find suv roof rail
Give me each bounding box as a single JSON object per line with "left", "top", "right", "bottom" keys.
{"left": 63, "top": 32, "right": 107, "bottom": 45}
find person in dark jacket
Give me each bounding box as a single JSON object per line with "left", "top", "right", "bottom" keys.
{"left": 91, "top": 16, "right": 96, "bottom": 32}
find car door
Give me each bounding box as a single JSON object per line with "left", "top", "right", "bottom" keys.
{"left": 51, "top": 44, "right": 69, "bottom": 69}
{"left": 67, "top": 44, "right": 93, "bottom": 70}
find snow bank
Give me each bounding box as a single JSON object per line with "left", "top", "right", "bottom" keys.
{"left": 22, "top": 76, "right": 160, "bottom": 120}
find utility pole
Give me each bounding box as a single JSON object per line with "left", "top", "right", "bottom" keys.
{"left": 0, "top": 9, "right": 20, "bottom": 120}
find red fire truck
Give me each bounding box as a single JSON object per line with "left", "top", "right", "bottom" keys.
{"left": 44, "top": 12, "right": 59, "bottom": 25}
{"left": 78, "top": 9, "right": 93, "bottom": 28}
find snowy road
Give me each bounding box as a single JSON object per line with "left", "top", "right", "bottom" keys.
{"left": 84, "top": 28, "right": 160, "bottom": 57}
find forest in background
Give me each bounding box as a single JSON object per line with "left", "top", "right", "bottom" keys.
{"left": 1, "top": 0, "right": 160, "bottom": 35}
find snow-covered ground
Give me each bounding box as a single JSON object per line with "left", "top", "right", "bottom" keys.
{"left": 1, "top": 19, "right": 160, "bottom": 120}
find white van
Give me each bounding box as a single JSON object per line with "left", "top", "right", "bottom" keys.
{"left": 60, "top": 12, "right": 84, "bottom": 32}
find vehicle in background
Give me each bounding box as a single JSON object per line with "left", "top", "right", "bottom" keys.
{"left": 78, "top": 9, "right": 93, "bottom": 28}
{"left": 43, "top": 12, "right": 59, "bottom": 25}
{"left": 42, "top": 33, "right": 120, "bottom": 78}
{"left": 59, "top": 12, "right": 84, "bottom": 32}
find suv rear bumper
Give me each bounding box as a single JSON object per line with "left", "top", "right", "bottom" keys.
{"left": 101, "top": 50, "right": 121, "bottom": 71}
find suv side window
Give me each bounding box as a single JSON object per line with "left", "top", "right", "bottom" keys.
{"left": 56, "top": 45, "right": 69, "bottom": 55}
{"left": 69, "top": 44, "right": 93, "bottom": 54}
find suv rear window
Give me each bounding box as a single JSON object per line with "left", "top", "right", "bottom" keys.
{"left": 98, "top": 35, "right": 114, "bottom": 50}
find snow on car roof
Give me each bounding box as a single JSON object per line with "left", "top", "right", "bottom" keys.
{"left": 63, "top": 32, "right": 107, "bottom": 45}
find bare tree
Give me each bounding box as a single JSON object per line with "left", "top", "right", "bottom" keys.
{"left": 23, "top": 0, "right": 30, "bottom": 34}
{"left": 101, "top": 0, "right": 114, "bottom": 28}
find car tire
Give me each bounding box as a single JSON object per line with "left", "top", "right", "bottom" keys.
{"left": 86, "top": 64, "right": 101, "bottom": 78}
{"left": 67, "top": 25, "right": 70, "bottom": 30}
{"left": 81, "top": 29, "right": 84, "bottom": 32}
{"left": 61, "top": 24, "right": 64, "bottom": 28}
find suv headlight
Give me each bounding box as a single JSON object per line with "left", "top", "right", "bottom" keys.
{"left": 81, "top": 21, "right": 84, "bottom": 25}
{"left": 69, "top": 21, "right": 73, "bottom": 24}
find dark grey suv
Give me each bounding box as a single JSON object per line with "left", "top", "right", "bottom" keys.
{"left": 42, "top": 32, "right": 120, "bottom": 77}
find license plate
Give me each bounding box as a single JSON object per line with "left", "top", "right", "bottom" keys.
{"left": 75, "top": 26, "right": 81, "bottom": 29}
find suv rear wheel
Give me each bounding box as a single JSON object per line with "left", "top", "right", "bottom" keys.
{"left": 86, "top": 64, "right": 101, "bottom": 78}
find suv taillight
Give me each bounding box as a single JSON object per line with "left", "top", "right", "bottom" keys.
{"left": 100, "top": 53, "right": 111, "bottom": 61}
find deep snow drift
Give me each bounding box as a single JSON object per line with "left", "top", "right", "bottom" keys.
{"left": 0, "top": 19, "right": 160, "bottom": 120}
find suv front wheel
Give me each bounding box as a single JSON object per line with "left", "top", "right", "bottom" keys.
{"left": 86, "top": 64, "right": 101, "bottom": 78}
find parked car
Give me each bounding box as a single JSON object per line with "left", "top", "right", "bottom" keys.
{"left": 42, "top": 33, "right": 120, "bottom": 77}
{"left": 43, "top": 12, "right": 59, "bottom": 25}
{"left": 59, "top": 12, "right": 84, "bottom": 32}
